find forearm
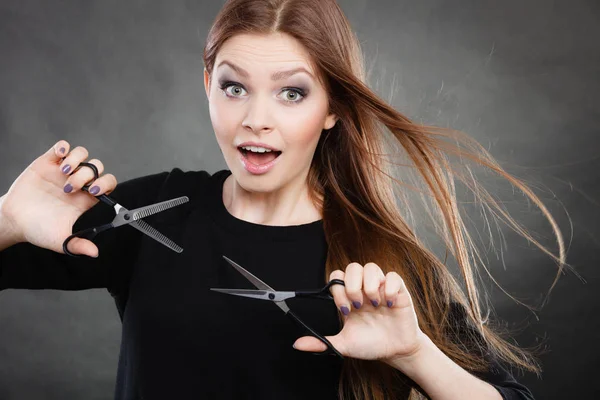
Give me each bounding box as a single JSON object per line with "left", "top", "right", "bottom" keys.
{"left": 386, "top": 333, "right": 503, "bottom": 400}
{"left": 0, "top": 194, "right": 23, "bottom": 251}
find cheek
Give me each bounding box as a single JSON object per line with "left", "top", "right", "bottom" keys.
{"left": 209, "top": 96, "right": 238, "bottom": 142}
{"left": 281, "top": 102, "right": 328, "bottom": 146}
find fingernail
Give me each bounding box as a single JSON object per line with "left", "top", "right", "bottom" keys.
{"left": 59, "top": 147, "right": 65, "bottom": 154}
{"left": 371, "top": 300, "right": 379, "bottom": 307}
{"left": 387, "top": 300, "right": 393, "bottom": 308}
{"left": 340, "top": 306, "right": 350, "bottom": 316}
{"left": 89, "top": 186, "right": 100, "bottom": 195}
{"left": 292, "top": 343, "right": 297, "bottom": 350}
{"left": 63, "top": 183, "right": 73, "bottom": 193}
{"left": 352, "top": 301, "right": 361, "bottom": 310}
{"left": 61, "top": 164, "right": 71, "bottom": 174}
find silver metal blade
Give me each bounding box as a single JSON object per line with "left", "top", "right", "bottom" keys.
{"left": 222, "top": 255, "right": 274, "bottom": 291}
{"left": 131, "top": 196, "right": 189, "bottom": 221}
{"left": 209, "top": 288, "right": 296, "bottom": 302}
{"left": 129, "top": 219, "right": 183, "bottom": 253}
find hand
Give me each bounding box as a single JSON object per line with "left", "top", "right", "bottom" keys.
{"left": 293, "top": 262, "right": 428, "bottom": 364}
{"left": 0, "top": 140, "right": 117, "bottom": 257}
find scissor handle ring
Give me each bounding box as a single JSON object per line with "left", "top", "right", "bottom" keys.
{"left": 72, "top": 162, "right": 117, "bottom": 207}
{"left": 63, "top": 223, "right": 114, "bottom": 257}
{"left": 71, "top": 162, "right": 99, "bottom": 192}
{"left": 62, "top": 233, "right": 80, "bottom": 257}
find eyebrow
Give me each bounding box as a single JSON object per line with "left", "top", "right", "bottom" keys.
{"left": 216, "top": 60, "right": 314, "bottom": 81}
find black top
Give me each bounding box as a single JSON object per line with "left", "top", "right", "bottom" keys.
{"left": 0, "top": 168, "right": 535, "bottom": 399}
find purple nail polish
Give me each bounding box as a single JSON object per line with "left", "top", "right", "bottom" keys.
{"left": 352, "top": 301, "right": 361, "bottom": 309}
{"left": 340, "top": 306, "right": 350, "bottom": 316}
{"left": 59, "top": 147, "right": 65, "bottom": 154}
{"left": 62, "top": 164, "right": 71, "bottom": 174}
{"left": 371, "top": 300, "right": 379, "bottom": 307}
{"left": 89, "top": 186, "right": 100, "bottom": 195}
{"left": 63, "top": 183, "right": 73, "bottom": 193}
{"left": 387, "top": 300, "right": 393, "bottom": 308}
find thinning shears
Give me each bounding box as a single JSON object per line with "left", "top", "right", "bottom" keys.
{"left": 62, "top": 161, "right": 189, "bottom": 257}
{"left": 211, "top": 255, "right": 346, "bottom": 358}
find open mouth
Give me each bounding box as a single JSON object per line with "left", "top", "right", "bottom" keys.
{"left": 238, "top": 146, "right": 282, "bottom": 165}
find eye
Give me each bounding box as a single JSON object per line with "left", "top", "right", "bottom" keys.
{"left": 220, "top": 82, "right": 247, "bottom": 98}
{"left": 218, "top": 81, "right": 307, "bottom": 104}
{"left": 279, "top": 88, "right": 306, "bottom": 104}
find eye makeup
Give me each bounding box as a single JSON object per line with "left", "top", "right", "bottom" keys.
{"left": 217, "top": 78, "right": 310, "bottom": 104}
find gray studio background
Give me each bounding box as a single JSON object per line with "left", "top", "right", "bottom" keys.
{"left": 1, "top": 0, "right": 598, "bottom": 399}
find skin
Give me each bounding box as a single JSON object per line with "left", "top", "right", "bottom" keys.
{"left": 203, "top": 32, "right": 337, "bottom": 227}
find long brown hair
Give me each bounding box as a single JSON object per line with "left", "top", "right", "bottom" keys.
{"left": 203, "top": 0, "right": 568, "bottom": 398}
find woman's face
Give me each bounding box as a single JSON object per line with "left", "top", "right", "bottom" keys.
{"left": 204, "top": 32, "right": 337, "bottom": 193}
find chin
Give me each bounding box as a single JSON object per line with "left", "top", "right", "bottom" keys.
{"left": 237, "top": 173, "right": 284, "bottom": 194}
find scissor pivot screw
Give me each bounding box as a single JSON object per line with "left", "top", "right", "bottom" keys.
{"left": 269, "top": 293, "right": 275, "bottom": 300}
{"left": 124, "top": 214, "right": 131, "bottom": 220}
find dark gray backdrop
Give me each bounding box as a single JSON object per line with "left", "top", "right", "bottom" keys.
{"left": 1, "top": 0, "right": 598, "bottom": 399}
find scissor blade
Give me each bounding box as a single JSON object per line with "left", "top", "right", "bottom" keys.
{"left": 130, "top": 196, "right": 189, "bottom": 221}
{"left": 210, "top": 288, "right": 270, "bottom": 301}
{"left": 222, "top": 255, "right": 274, "bottom": 291}
{"left": 129, "top": 219, "right": 183, "bottom": 253}
{"left": 210, "top": 288, "right": 296, "bottom": 302}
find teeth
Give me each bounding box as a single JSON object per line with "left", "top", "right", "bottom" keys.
{"left": 241, "top": 146, "right": 273, "bottom": 153}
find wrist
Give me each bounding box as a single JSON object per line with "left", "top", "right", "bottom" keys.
{"left": 382, "top": 331, "right": 435, "bottom": 376}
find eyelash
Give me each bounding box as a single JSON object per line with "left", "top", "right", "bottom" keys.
{"left": 218, "top": 81, "right": 307, "bottom": 104}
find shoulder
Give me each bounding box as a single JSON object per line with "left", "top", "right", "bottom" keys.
{"left": 115, "top": 168, "right": 222, "bottom": 199}
{"left": 153, "top": 168, "right": 227, "bottom": 205}
{"left": 152, "top": 168, "right": 212, "bottom": 195}
{"left": 123, "top": 168, "right": 230, "bottom": 221}
{"left": 107, "top": 168, "right": 227, "bottom": 217}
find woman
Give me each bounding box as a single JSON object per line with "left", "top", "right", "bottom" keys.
{"left": 0, "top": 0, "right": 564, "bottom": 399}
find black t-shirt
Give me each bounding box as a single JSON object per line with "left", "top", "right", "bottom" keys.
{"left": 0, "top": 168, "right": 535, "bottom": 399}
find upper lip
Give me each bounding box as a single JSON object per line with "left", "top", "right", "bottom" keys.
{"left": 237, "top": 142, "right": 282, "bottom": 152}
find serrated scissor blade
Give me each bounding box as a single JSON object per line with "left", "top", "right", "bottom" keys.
{"left": 129, "top": 219, "right": 183, "bottom": 253}
{"left": 131, "top": 196, "right": 189, "bottom": 221}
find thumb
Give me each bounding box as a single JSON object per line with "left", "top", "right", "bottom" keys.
{"left": 63, "top": 237, "right": 99, "bottom": 258}
{"left": 292, "top": 335, "right": 344, "bottom": 354}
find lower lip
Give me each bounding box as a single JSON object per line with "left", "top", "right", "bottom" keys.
{"left": 238, "top": 149, "right": 282, "bottom": 175}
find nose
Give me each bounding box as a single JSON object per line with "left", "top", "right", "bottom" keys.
{"left": 242, "top": 94, "right": 274, "bottom": 134}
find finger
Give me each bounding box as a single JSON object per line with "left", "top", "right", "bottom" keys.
{"left": 363, "top": 262, "right": 386, "bottom": 308}
{"left": 329, "top": 270, "right": 351, "bottom": 317}
{"left": 344, "top": 262, "right": 364, "bottom": 310}
{"left": 384, "top": 271, "right": 408, "bottom": 308}
{"left": 63, "top": 158, "right": 105, "bottom": 194}
{"left": 64, "top": 236, "right": 99, "bottom": 258}
{"left": 58, "top": 146, "right": 89, "bottom": 177}
{"left": 85, "top": 173, "right": 117, "bottom": 196}
{"left": 46, "top": 140, "right": 70, "bottom": 163}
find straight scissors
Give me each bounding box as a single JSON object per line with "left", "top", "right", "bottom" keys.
{"left": 62, "top": 161, "right": 189, "bottom": 257}
{"left": 211, "top": 255, "right": 346, "bottom": 358}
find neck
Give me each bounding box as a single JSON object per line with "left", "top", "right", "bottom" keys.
{"left": 222, "top": 173, "right": 322, "bottom": 226}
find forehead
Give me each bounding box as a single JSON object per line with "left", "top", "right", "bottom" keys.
{"left": 215, "top": 33, "right": 317, "bottom": 76}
